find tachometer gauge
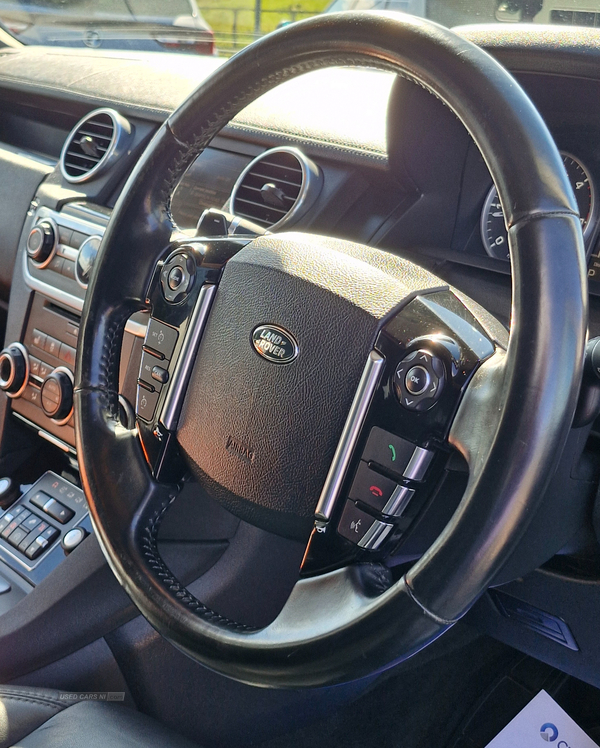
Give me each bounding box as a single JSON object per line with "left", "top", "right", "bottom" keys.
{"left": 481, "top": 152, "right": 595, "bottom": 260}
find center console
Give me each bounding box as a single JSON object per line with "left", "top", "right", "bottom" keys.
{"left": 1, "top": 203, "right": 145, "bottom": 453}
{"left": 0, "top": 194, "right": 147, "bottom": 597}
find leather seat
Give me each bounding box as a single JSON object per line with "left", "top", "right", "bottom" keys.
{"left": 0, "top": 686, "right": 199, "bottom": 748}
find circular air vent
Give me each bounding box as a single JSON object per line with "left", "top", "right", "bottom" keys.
{"left": 60, "top": 108, "right": 132, "bottom": 183}
{"left": 230, "top": 147, "right": 322, "bottom": 230}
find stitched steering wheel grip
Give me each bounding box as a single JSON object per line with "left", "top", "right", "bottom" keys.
{"left": 74, "top": 12, "right": 587, "bottom": 687}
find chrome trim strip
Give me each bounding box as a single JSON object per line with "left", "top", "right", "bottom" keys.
{"left": 160, "top": 284, "right": 217, "bottom": 432}
{"left": 38, "top": 430, "right": 71, "bottom": 453}
{"left": 382, "top": 485, "right": 415, "bottom": 517}
{"left": 13, "top": 413, "right": 76, "bottom": 455}
{"left": 358, "top": 520, "right": 393, "bottom": 550}
{"left": 403, "top": 447, "right": 433, "bottom": 482}
{"left": 57, "top": 245, "right": 79, "bottom": 262}
{"left": 314, "top": 350, "right": 385, "bottom": 525}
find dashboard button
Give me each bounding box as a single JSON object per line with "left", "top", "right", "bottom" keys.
{"left": 32, "top": 329, "right": 46, "bottom": 352}
{"left": 38, "top": 361, "right": 52, "bottom": 379}
{"left": 1, "top": 519, "right": 20, "bottom": 540}
{"left": 58, "top": 343, "right": 76, "bottom": 368}
{"left": 70, "top": 231, "right": 87, "bottom": 250}
{"left": 41, "top": 497, "right": 74, "bottom": 524}
{"left": 61, "top": 260, "right": 76, "bottom": 281}
{"left": 349, "top": 461, "right": 397, "bottom": 512}
{"left": 58, "top": 226, "right": 73, "bottom": 246}
{"left": 21, "top": 514, "right": 42, "bottom": 533}
{"left": 29, "top": 357, "right": 41, "bottom": 378}
{"left": 21, "top": 385, "right": 41, "bottom": 406}
{"left": 145, "top": 319, "right": 178, "bottom": 360}
{"left": 25, "top": 536, "right": 49, "bottom": 560}
{"left": 361, "top": 426, "right": 415, "bottom": 477}
{"left": 30, "top": 490, "right": 52, "bottom": 510}
{"left": 44, "top": 336, "right": 61, "bottom": 358}
{"left": 7, "top": 527, "right": 29, "bottom": 548}
{"left": 47, "top": 255, "right": 64, "bottom": 274}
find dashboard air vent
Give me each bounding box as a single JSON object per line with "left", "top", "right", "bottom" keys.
{"left": 230, "top": 147, "right": 322, "bottom": 230}
{"left": 60, "top": 108, "right": 132, "bottom": 183}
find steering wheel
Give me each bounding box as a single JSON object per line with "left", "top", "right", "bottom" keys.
{"left": 74, "top": 12, "right": 587, "bottom": 688}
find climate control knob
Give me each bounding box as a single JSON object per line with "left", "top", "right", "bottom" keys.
{"left": 41, "top": 367, "right": 73, "bottom": 422}
{"left": 0, "top": 343, "right": 29, "bottom": 397}
{"left": 27, "top": 220, "right": 57, "bottom": 264}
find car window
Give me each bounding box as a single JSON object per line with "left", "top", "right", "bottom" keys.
{"left": 0, "top": 0, "right": 599, "bottom": 57}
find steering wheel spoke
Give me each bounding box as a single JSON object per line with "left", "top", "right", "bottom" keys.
{"left": 134, "top": 237, "right": 251, "bottom": 480}
{"left": 302, "top": 289, "right": 499, "bottom": 576}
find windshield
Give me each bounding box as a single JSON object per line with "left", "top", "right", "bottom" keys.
{"left": 0, "top": 0, "right": 596, "bottom": 57}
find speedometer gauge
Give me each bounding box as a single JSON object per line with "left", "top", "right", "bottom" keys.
{"left": 481, "top": 152, "right": 595, "bottom": 260}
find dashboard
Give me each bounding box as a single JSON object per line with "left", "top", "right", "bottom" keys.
{"left": 1, "top": 26, "right": 600, "bottom": 693}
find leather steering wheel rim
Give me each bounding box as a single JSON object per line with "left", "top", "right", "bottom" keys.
{"left": 75, "top": 12, "right": 588, "bottom": 687}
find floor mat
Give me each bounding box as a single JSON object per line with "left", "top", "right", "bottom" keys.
{"left": 255, "top": 626, "right": 518, "bottom": 748}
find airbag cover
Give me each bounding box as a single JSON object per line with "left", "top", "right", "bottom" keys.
{"left": 176, "top": 233, "right": 442, "bottom": 540}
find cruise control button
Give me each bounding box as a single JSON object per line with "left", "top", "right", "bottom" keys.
{"left": 136, "top": 385, "right": 160, "bottom": 422}
{"left": 361, "top": 427, "right": 415, "bottom": 477}
{"left": 349, "top": 461, "right": 397, "bottom": 512}
{"left": 151, "top": 365, "right": 169, "bottom": 384}
{"left": 139, "top": 350, "right": 162, "bottom": 388}
{"left": 42, "top": 498, "right": 74, "bottom": 524}
{"left": 145, "top": 319, "right": 178, "bottom": 360}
